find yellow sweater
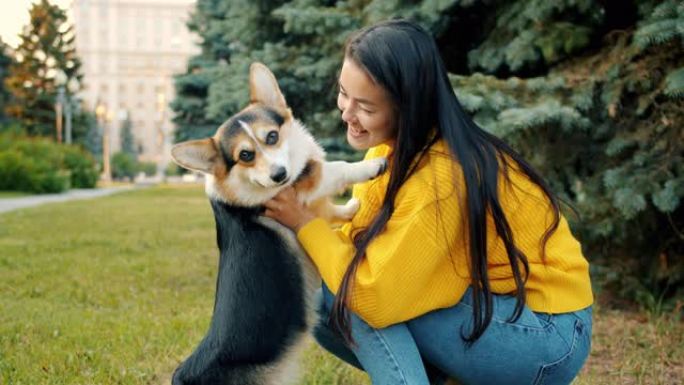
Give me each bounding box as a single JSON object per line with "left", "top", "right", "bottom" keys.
{"left": 297, "top": 139, "right": 593, "bottom": 328}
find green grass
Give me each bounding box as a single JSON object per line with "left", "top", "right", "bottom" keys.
{"left": 0, "top": 191, "right": 31, "bottom": 198}
{"left": 0, "top": 185, "right": 681, "bottom": 385}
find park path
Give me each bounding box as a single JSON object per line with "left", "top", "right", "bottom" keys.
{"left": 0, "top": 186, "right": 140, "bottom": 214}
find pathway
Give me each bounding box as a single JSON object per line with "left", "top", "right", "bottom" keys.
{"left": 0, "top": 186, "right": 139, "bottom": 214}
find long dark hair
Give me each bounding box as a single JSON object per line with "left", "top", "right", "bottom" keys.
{"left": 329, "top": 19, "right": 562, "bottom": 344}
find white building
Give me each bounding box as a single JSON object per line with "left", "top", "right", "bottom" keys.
{"left": 69, "top": 0, "right": 199, "bottom": 165}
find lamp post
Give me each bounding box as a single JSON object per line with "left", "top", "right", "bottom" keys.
{"left": 65, "top": 78, "right": 80, "bottom": 144}
{"left": 55, "top": 71, "right": 80, "bottom": 144}
{"left": 96, "top": 102, "right": 111, "bottom": 183}
{"left": 155, "top": 90, "right": 168, "bottom": 180}
{"left": 54, "top": 70, "right": 67, "bottom": 143}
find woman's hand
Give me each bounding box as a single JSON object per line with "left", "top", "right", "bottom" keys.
{"left": 263, "top": 187, "right": 316, "bottom": 232}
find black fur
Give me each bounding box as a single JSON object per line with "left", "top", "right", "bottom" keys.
{"left": 172, "top": 200, "right": 308, "bottom": 385}
{"left": 262, "top": 106, "right": 285, "bottom": 127}
{"left": 217, "top": 141, "right": 238, "bottom": 171}
{"left": 226, "top": 112, "right": 258, "bottom": 135}
{"left": 293, "top": 160, "right": 314, "bottom": 184}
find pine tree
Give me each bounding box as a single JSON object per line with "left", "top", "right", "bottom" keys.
{"left": 119, "top": 116, "right": 136, "bottom": 156}
{"left": 170, "top": 56, "right": 221, "bottom": 143}
{"left": 0, "top": 38, "right": 14, "bottom": 127}
{"left": 4, "top": 0, "right": 82, "bottom": 138}
{"left": 81, "top": 112, "right": 102, "bottom": 159}
{"left": 449, "top": 0, "right": 683, "bottom": 304}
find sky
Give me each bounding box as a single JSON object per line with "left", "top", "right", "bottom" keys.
{"left": 0, "top": 0, "right": 73, "bottom": 48}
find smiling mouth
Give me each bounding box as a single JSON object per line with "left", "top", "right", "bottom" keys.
{"left": 349, "top": 125, "right": 367, "bottom": 137}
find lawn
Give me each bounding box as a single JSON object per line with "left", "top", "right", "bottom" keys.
{"left": 0, "top": 191, "right": 31, "bottom": 198}
{"left": 0, "top": 185, "right": 681, "bottom": 385}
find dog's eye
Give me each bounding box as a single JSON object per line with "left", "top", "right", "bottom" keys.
{"left": 239, "top": 150, "right": 255, "bottom": 162}
{"left": 265, "top": 131, "right": 279, "bottom": 145}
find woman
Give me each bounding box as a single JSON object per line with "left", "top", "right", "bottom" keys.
{"left": 264, "top": 19, "right": 593, "bottom": 385}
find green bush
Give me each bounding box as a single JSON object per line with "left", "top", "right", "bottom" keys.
{"left": 0, "top": 149, "right": 70, "bottom": 193}
{"left": 111, "top": 152, "right": 137, "bottom": 180}
{"left": 62, "top": 145, "right": 99, "bottom": 188}
{"left": 164, "top": 162, "right": 183, "bottom": 177}
{"left": 139, "top": 161, "right": 157, "bottom": 177}
{"left": 0, "top": 133, "right": 98, "bottom": 193}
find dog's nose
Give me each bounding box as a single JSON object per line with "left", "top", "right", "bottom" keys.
{"left": 270, "top": 166, "right": 288, "bottom": 183}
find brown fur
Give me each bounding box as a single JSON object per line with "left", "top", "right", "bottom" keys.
{"left": 292, "top": 160, "right": 322, "bottom": 194}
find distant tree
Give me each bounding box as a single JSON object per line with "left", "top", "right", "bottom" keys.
{"left": 79, "top": 111, "right": 102, "bottom": 159}
{"left": 4, "top": 0, "right": 82, "bottom": 138}
{"left": 0, "top": 38, "right": 14, "bottom": 126}
{"left": 119, "top": 116, "right": 136, "bottom": 156}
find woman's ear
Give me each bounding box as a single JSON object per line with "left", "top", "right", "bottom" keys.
{"left": 171, "top": 138, "right": 218, "bottom": 174}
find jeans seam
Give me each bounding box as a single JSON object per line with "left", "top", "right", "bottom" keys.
{"left": 368, "top": 327, "right": 409, "bottom": 385}
{"left": 534, "top": 319, "right": 582, "bottom": 385}
{"left": 456, "top": 301, "right": 553, "bottom": 332}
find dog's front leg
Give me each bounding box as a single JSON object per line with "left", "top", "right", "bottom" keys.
{"left": 306, "top": 157, "right": 387, "bottom": 202}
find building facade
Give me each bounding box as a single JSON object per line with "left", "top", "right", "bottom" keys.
{"left": 69, "top": 0, "right": 199, "bottom": 166}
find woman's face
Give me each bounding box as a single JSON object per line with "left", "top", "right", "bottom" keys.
{"left": 337, "top": 59, "right": 397, "bottom": 150}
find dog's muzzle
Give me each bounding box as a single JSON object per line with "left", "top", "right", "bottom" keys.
{"left": 270, "top": 166, "right": 288, "bottom": 184}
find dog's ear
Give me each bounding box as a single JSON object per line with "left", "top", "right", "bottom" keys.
{"left": 249, "top": 62, "right": 287, "bottom": 109}
{"left": 171, "top": 138, "right": 218, "bottom": 174}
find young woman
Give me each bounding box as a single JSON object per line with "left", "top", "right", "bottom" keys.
{"left": 264, "top": 19, "right": 593, "bottom": 385}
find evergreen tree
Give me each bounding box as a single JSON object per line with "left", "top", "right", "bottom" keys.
{"left": 81, "top": 112, "right": 102, "bottom": 159}
{"left": 170, "top": 56, "right": 221, "bottom": 143}
{"left": 0, "top": 38, "right": 14, "bottom": 126}
{"left": 119, "top": 116, "right": 136, "bottom": 156}
{"left": 5, "top": 0, "right": 82, "bottom": 138}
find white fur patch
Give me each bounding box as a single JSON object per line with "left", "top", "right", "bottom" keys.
{"left": 239, "top": 120, "right": 262, "bottom": 149}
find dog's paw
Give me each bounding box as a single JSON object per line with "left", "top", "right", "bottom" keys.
{"left": 338, "top": 198, "right": 360, "bottom": 220}
{"left": 376, "top": 157, "right": 388, "bottom": 176}
{"left": 366, "top": 157, "right": 388, "bottom": 179}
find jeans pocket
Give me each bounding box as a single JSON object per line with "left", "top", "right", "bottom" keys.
{"left": 534, "top": 318, "right": 590, "bottom": 385}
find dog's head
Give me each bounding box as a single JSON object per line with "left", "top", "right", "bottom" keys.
{"left": 171, "top": 63, "right": 307, "bottom": 206}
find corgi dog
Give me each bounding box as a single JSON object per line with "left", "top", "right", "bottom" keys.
{"left": 169, "top": 62, "right": 386, "bottom": 385}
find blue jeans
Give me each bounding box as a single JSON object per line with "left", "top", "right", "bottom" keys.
{"left": 313, "top": 284, "right": 592, "bottom": 385}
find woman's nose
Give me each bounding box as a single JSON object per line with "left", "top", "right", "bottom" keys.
{"left": 340, "top": 103, "right": 357, "bottom": 123}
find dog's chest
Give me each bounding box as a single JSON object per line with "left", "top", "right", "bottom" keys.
{"left": 255, "top": 217, "right": 322, "bottom": 324}
{"left": 212, "top": 203, "right": 321, "bottom": 333}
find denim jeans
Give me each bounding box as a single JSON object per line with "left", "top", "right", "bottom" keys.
{"left": 313, "top": 284, "right": 592, "bottom": 385}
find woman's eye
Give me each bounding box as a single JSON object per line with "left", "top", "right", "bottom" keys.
{"left": 265, "top": 131, "right": 279, "bottom": 145}
{"left": 239, "top": 150, "right": 255, "bottom": 162}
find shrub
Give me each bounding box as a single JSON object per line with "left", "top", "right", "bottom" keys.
{"left": 111, "top": 152, "right": 137, "bottom": 180}
{"left": 0, "top": 133, "right": 98, "bottom": 193}
{"left": 62, "top": 146, "right": 99, "bottom": 188}
{"left": 164, "top": 162, "right": 183, "bottom": 176}
{"left": 138, "top": 161, "right": 157, "bottom": 177}
{"left": 0, "top": 149, "right": 70, "bottom": 193}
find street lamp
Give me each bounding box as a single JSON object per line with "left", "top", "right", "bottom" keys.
{"left": 54, "top": 70, "right": 67, "bottom": 143}
{"left": 65, "top": 77, "right": 80, "bottom": 144}
{"left": 96, "top": 102, "right": 111, "bottom": 183}
{"left": 54, "top": 70, "right": 80, "bottom": 144}
{"left": 156, "top": 89, "right": 168, "bottom": 180}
